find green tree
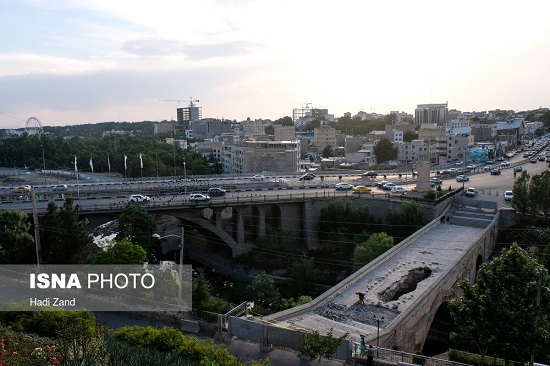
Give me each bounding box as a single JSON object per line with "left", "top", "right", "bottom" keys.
{"left": 373, "top": 138, "right": 397, "bottom": 163}
{"left": 92, "top": 240, "right": 147, "bottom": 264}
{"left": 403, "top": 130, "right": 417, "bottom": 142}
{"left": 529, "top": 171, "right": 550, "bottom": 218}
{"left": 539, "top": 110, "right": 550, "bottom": 127}
{"left": 449, "top": 243, "right": 550, "bottom": 364}
{"left": 273, "top": 116, "right": 294, "bottom": 126}
{"left": 246, "top": 271, "right": 280, "bottom": 311}
{"left": 286, "top": 258, "right": 322, "bottom": 296}
{"left": 40, "top": 198, "right": 94, "bottom": 264}
{"left": 300, "top": 329, "right": 349, "bottom": 364}
{"left": 353, "top": 232, "right": 394, "bottom": 270}
{"left": 192, "top": 272, "right": 211, "bottom": 309}
{"left": 0, "top": 209, "right": 35, "bottom": 264}
{"left": 386, "top": 201, "right": 429, "bottom": 240}
{"left": 512, "top": 171, "right": 530, "bottom": 216}
{"left": 322, "top": 145, "right": 334, "bottom": 158}
{"left": 116, "top": 202, "right": 156, "bottom": 253}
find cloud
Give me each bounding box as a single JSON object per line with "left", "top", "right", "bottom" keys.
{"left": 121, "top": 38, "right": 255, "bottom": 59}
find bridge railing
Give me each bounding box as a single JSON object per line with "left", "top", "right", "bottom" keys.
{"left": 352, "top": 347, "right": 471, "bottom": 366}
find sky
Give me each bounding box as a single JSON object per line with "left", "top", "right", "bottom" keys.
{"left": 1, "top": 0, "right": 550, "bottom": 129}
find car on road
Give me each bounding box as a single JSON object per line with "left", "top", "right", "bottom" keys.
{"left": 500, "top": 161, "right": 511, "bottom": 167}
{"left": 482, "top": 165, "right": 492, "bottom": 172}
{"left": 335, "top": 182, "right": 354, "bottom": 190}
{"left": 504, "top": 191, "right": 513, "bottom": 201}
{"left": 251, "top": 174, "right": 266, "bottom": 181}
{"left": 382, "top": 182, "right": 396, "bottom": 190}
{"left": 377, "top": 180, "right": 389, "bottom": 188}
{"left": 189, "top": 193, "right": 211, "bottom": 202}
{"left": 465, "top": 187, "right": 477, "bottom": 197}
{"left": 538, "top": 155, "right": 546, "bottom": 161}
{"left": 430, "top": 177, "right": 442, "bottom": 185}
{"left": 456, "top": 175, "right": 469, "bottom": 182}
{"left": 352, "top": 186, "right": 372, "bottom": 193}
{"left": 13, "top": 185, "right": 31, "bottom": 193}
{"left": 390, "top": 186, "right": 407, "bottom": 194}
{"left": 490, "top": 168, "right": 502, "bottom": 175}
{"left": 513, "top": 166, "right": 523, "bottom": 172}
{"left": 207, "top": 187, "right": 226, "bottom": 197}
{"left": 52, "top": 184, "right": 68, "bottom": 191}
{"left": 486, "top": 160, "right": 494, "bottom": 164}
{"left": 362, "top": 171, "right": 378, "bottom": 177}
{"left": 497, "top": 157, "right": 504, "bottom": 161}
{"left": 129, "top": 194, "right": 150, "bottom": 203}
{"left": 530, "top": 158, "right": 537, "bottom": 163}
{"left": 299, "top": 173, "right": 315, "bottom": 181}
{"left": 466, "top": 164, "right": 476, "bottom": 170}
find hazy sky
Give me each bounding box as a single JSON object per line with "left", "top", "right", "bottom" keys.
{"left": 1, "top": 0, "right": 549, "bottom": 129}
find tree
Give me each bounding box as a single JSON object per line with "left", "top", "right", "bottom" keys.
{"left": 386, "top": 201, "right": 429, "bottom": 240}
{"left": 0, "top": 209, "right": 35, "bottom": 264}
{"left": 40, "top": 198, "right": 94, "bottom": 264}
{"left": 322, "top": 145, "right": 333, "bottom": 158}
{"left": 403, "top": 130, "right": 417, "bottom": 143}
{"left": 353, "top": 232, "right": 394, "bottom": 270}
{"left": 512, "top": 170, "right": 530, "bottom": 216}
{"left": 246, "top": 271, "right": 280, "bottom": 311}
{"left": 373, "top": 138, "right": 397, "bottom": 164}
{"left": 116, "top": 202, "right": 156, "bottom": 253}
{"left": 273, "top": 116, "right": 294, "bottom": 126}
{"left": 300, "top": 329, "right": 349, "bottom": 364}
{"left": 449, "top": 243, "right": 550, "bottom": 364}
{"left": 530, "top": 171, "right": 550, "bottom": 218}
{"left": 286, "top": 258, "right": 322, "bottom": 296}
{"left": 92, "top": 240, "right": 147, "bottom": 264}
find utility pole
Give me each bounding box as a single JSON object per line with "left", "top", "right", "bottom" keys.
{"left": 31, "top": 188, "right": 41, "bottom": 269}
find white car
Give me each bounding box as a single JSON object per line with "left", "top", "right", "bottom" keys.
{"left": 382, "top": 182, "right": 396, "bottom": 190}
{"left": 335, "top": 182, "right": 354, "bottom": 190}
{"left": 129, "top": 194, "right": 150, "bottom": 203}
{"left": 455, "top": 175, "right": 469, "bottom": 182}
{"left": 504, "top": 191, "right": 513, "bottom": 201}
{"left": 52, "top": 184, "right": 68, "bottom": 191}
{"left": 251, "top": 174, "right": 266, "bottom": 181}
{"left": 189, "top": 193, "right": 211, "bottom": 202}
{"left": 391, "top": 186, "right": 407, "bottom": 194}
{"left": 465, "top": 187, "right": 477, "bottom": 197}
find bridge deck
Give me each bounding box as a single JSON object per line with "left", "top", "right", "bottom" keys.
{"left": 274, "top": 209, "right": 491, "bottom": 339}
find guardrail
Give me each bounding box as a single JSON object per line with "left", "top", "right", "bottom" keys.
{"left": 352, "top": 346, "right": 471, "bottom": 366}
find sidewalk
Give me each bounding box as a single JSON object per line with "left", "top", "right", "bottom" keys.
{"left": 220, "top": 336, "right": 347, "bottom": 366}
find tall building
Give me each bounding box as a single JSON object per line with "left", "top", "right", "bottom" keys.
{"left": 415, "top": 103, "right": 448, "bottom": 127}
{"left": 176, "top": 102, "right": 202, "bottom": 136}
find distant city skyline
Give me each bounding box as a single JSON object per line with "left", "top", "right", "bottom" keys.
{"left": 1, "top": 1, "right": 549, "bottom": 129}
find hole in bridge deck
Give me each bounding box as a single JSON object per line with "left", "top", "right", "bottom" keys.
{"left": 378, "top": 267, "right": 432, "bottom": 302}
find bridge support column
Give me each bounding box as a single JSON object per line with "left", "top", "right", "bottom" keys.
{"left": 257, "top": 206, "right": 266, "bottom": 237}
{"left": 234, "top": 208, "right": 245, "bottom": 247}
{"left": 213, "top": 208, "right": 224, "bottom": 230}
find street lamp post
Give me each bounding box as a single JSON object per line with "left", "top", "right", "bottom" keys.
{"left": 152, "top": 227, "right": 184, "bottom": 307}
{"left": 373, "top": 315, "right": 384, "bottom": 355}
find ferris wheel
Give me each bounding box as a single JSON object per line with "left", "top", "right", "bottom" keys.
{"left": 25, "top": 116, "right": 44, "bottom": 135}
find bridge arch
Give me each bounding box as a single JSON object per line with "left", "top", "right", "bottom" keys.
{"left": 422, "top": 301, "right": 457, "bottom": 356}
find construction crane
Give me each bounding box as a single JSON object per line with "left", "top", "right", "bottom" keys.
{"left": 159, "top": 97, "right": 199, "bottom": 107}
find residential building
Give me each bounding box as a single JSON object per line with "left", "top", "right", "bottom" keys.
{"left": 314, "top": 125, "right": 337, "bottom": 152}
{"left": 396, "top": 139, "right": 431, "bottom": 163}
{"left": 274, "top": 125, "right": 296, "bottom": 141}
{"left": 222, "top": 140, "right": 300, "bottom": 174}
{"left": 190, "top": 118, "right": 232, "bottom": 140}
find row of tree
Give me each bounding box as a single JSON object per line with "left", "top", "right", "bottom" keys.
{"left": 0, "top": 134, "right": 221, "bottom": 178}
{"left": 512, "top": 170, "right": 550, "bottom": 218}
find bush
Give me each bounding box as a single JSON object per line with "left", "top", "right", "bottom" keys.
{"left": 424, "top": 190, "right": 436, "bottom": 200}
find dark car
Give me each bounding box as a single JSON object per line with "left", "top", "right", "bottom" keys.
{"left": 299, "top": 173, "right": 315, "bottom": 180}
{"left": 513, "top": 166, "right": 522, "bottom": 172}
{"left": 207, "top": 187, "right": 226, "bottom": 197}
{"left": 363, "top": 171, "right": 378, "bottom": 177}
{"left": 490, "top": 169, "right": 502, "bottom": 175}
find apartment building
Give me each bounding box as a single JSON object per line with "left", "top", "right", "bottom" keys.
{"left": 222, "top": 140, "right": 300, "bottom": 174}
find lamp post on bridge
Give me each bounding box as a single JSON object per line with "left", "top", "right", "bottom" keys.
{"left": 373, "top": 314, "right": 384, "bottom": 356}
